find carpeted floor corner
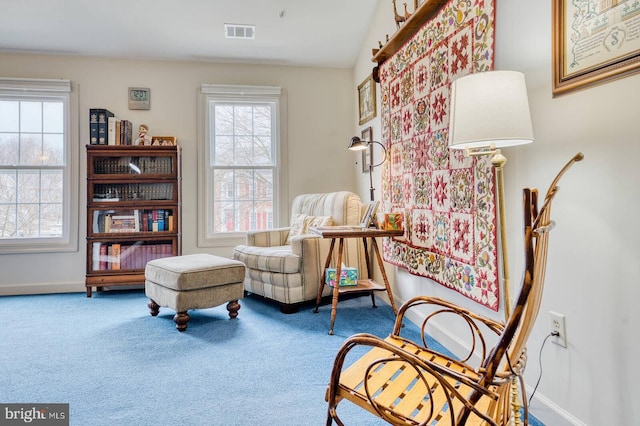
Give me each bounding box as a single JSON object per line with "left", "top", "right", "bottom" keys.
{"left": 0, "top": 290, "right": 543, "bottom": 425}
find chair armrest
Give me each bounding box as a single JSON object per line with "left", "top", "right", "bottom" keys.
{"left": 392, "top": 296, "right": 505, "bottom": 364}
{"left": 246, "top": 227, "right": 290, "bottom": 247}
{"left": 288, "top": 234, "right": 326, "bottom": 256}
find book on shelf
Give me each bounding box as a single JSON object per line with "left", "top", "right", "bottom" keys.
{"left": 122, "top": 120, "right": 133, "bottom": 145}
{"left": 107, "top": 116, "right": 117, "bottom": 145}
{"left": 99, "top": 244, "right": 107, "bottom": 270}
{"left": 89, "top": 109, "right": 137, "bottom": 146}
{"left": 119, "top": 242, "right": 140, "bottom": 270}
{"left": 110, "top": 214, "right": 139, "bottom": 233}
{"left": 157, "top": 210, "right": 165, "bottom": 232}
{"left": 115, "top": 119, "right": 121, "bottom": 145}
{"left": 93, "top": 211, "right": 117, "bottom": 233}
{"left": 93, "top": 196, "right": 120, "bottom": 202}
{"left": 107, "top": 117, "right": 136, "bottom": 146}
{"left": 139, "top": 209, "right": 173, "bottom": 232}
{"left": 111, "top": 243, "right": 121, "bottom": 270}
{"left": 92, "top": 242, "right": 102, "bottom": 270}
{"left": 90, "top": 108, "right": 114, "bottom": 145}
{"left": 89, "top": 110, "right": 99, "bottom": 145}
{"left": 166, "top": 211, "right": 174, "bottom": 232}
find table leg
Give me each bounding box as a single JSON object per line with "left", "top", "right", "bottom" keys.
{"left": 362, "top": 237, "right": 378, "bottom": 308}
{"left": 328, "top": 238, "right": 344, "bottom": 335}
{"left": 362, "top": 237, "right": 371, "bottom": 277}
{"left": 314, "top": 238, "right": 336, "bottom": 313}
{"left": 371, "top": 238, "right": 397, "bottom": 315}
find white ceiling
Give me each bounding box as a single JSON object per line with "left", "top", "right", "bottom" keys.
{"left": 0, "top": 0, "right": 379, "bottom": 68}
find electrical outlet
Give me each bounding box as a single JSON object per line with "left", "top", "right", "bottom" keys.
{"left": 549, "top": 311, "right": 567, "bottom": 348}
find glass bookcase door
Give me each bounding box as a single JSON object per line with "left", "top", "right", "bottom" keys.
{"left": 89, "top": 207, "right": 177, "bottom": 235}
{"left": 89, "top": 239, "right": 176, "bottom": 272}
{"left": 90, "top": 155, "right": 175, "bottom": 177}
{"left": 90, "top": 182, "right": 175, "bottom": 203}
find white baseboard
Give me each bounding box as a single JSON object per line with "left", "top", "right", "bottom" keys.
{"left": 396, "top": 297, "right": 584, "bottom": 426}
{"left": 0, "top": 282, "right": 146, "bottom": 296}
{"left": 528, "top": 391, "right": 586, "bottom": 426}
{"left": 0, "top": 282, "right": 84, "bottom": 296}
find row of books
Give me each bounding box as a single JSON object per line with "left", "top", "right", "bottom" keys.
{"left": 92, "top": 183, "right": 174, "bottom": 202}
{"left": 92, "top": 242, "right": 173, "bottom": 271}
{"left": 93, "top": 157, "right": 174, "bottom": 175}
{"left": 93, "top": 209, "right": 175, "bottom": 233}
{"left": 89, "top": 108, "right": 134, "bottom": 145}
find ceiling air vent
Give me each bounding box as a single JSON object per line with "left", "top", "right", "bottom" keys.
{"left": 224, "top": 24, "right": 256, "bottom": 40}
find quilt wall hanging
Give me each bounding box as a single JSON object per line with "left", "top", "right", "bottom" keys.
{"left": 379, "top": 0, "right": 498, "bottom": 310}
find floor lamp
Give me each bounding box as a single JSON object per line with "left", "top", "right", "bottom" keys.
{"left": 348, "top": 136, "right": 388, "bottom": 202}
{"left": 448, "top": 70, "right": 534, "bottom": 425}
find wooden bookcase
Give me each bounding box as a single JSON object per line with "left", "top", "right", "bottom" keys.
{"left": 85, "top": 145, "right": 181, "bottom": 297}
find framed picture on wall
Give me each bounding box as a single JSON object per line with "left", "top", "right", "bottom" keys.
{"left": 150, "top": 136, "right": 177, "bottom": 146}
{"left": 358, "top": 74, "right": 376, "bottom": 125}
{"left": 552, "top": 0, "right": 640, "bottom": 96}
{"left": 361, "top": 126, "right": 373, "bottom": 174}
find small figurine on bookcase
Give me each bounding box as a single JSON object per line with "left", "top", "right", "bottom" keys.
{"left": 135, "top": 124, "right": 152, "bottom": 146}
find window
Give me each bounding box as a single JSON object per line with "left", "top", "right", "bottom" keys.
{"left": 0, "top": 78, "right": 78, "bottom": 253}
{"left": 198, "top": 84, "right": 286, "bottom": 247}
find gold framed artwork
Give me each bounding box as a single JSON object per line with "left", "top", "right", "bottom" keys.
{"left": 357, "top": 74, "right": 376, "bottom": 124}
{"left": 361, "top": 126, "right": 373, "bottom": 173}
{"left": 552, "top": 0, "right": 640, "bottom": 96}
{"left": 150, "top": 136, "right": 177, "bottom": 146}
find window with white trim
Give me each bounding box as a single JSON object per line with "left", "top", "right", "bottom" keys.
{"left": 0, "top": 78, "right": 78, "bottom": 253}
{"left": 198, "top": 84, "right": 285, "bottom": 246}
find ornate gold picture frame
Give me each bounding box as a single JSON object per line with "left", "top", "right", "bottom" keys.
{"left": 553, "top": 0, "right": 640, "bottom": 96}
{"left": 358, "top": 74, "right": 376, "bottom": 124}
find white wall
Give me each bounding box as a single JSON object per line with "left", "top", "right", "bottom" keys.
{"left": 0, "top": 53, "right": 358, "bottom": 293}
{"left": 353, "top": 1, "right": 640, "bottom": 425}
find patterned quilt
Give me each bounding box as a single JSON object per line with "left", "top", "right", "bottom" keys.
{"left": 379, "top": 0, "right": 498, "bottom": 310}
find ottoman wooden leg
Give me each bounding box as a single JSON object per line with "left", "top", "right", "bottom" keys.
{"left": 148, "top": 299, "right": 160, "bottom": 316}
{"left": 174, "top": 311, "right": 190, "bottom": 331}
{"left": 227, "top": 300, "right": 241, "bottom": 319}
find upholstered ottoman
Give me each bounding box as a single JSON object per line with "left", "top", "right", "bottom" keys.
{"left": 145, "top": 254, "right": 245, "bottom": 331}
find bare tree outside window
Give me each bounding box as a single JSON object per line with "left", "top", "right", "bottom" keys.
{"left": 199, "top": 84, "right": 282, "bottom": 246}
{"left": 0, "top": 99, "right": 65, "bottom": 239}
{"left": 211, "top": 103, "right": 274, "bottom": 233}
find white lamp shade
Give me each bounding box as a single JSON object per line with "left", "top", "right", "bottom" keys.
{"left": 448, "top": 70, "right": 534, "bottom": 150}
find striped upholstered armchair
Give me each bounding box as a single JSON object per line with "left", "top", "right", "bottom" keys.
{"left": 233, "top": 191, "right": 368, "bottom": 313}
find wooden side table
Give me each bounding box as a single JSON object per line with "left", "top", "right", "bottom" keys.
{"left": 310, "top": 226, "right": 404, "bottom": 335}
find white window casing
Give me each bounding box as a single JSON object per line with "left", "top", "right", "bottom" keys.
{"left": 0, "top": 77, "right": 79, "bottom": 254}
{"left": 197, "top": 84, "right": 288, "bottom": 248}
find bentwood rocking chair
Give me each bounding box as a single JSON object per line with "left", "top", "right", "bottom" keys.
{"left": 325, "top": 153, "right": 583, "bottom": 425}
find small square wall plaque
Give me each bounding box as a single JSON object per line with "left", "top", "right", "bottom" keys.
{"left": 128, "top": 87, "right": 150, "bottom": 110}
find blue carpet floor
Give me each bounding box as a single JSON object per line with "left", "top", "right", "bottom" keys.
{"left": 1, "top": 291, "right": 543, "bottom": 425}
